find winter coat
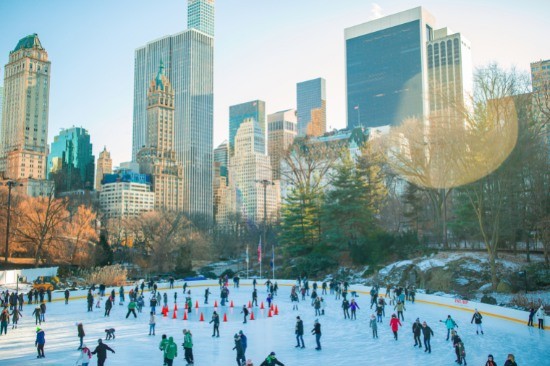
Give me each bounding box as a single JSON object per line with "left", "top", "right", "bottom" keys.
{"left": 342, "top": 300, "right": 350, "bottom": 310}
{"left": 40, "top": 303, "right": 46, "bottom": 314}
{"left": 35, "top": 329, "right": 45, "bottom": 345}
{"left": 233, "top": 336, "right": 244, "bottom": 353}
{"left": 32, "top": 307, "right": 41, "bottom": 318}
{"left": 536, "top": 307, "right": 546, "bottom": 321}
{"left": 260, "top": 355, "right": 285, "bottom": 366}
{"left": 127, "top": 301, "right": 136, "bottom": 310}
{"left": 471, "top": 312, "right": 483, "bottom": 324}
{"left": 350, "top": 301, "right": 360, "bottom": 311}
{"left": 369, "top": 318, "right": 377, "bottom": 330}
{"left": 164, "top": 338, "right": 177, "bottom": 360}
{"left": 210, "top": 314, "right": 220, "bottom": 325}
{"left": 77, "top": 346, "right": 92, "bottom": 363}
{"left": 92, "top": 343, "right": 114, "bottom": 360}
{"left": 376, "top": 305, "right": 383, "bottom": 315}
{"left": 0, "top": 310, "right": 9, "bottom": 323}
{"left": 421, "top": 325, "right": 434, "bottom": 339}
{"left": 311, "top": 322, "right": 321, "bottom": 335}
{"left": 394, "top": 302, "right": 406, "bottom": 312}
{"left": 77, "top": 323, "right": 85, "bottom": 337}
{"left": 504, "top": 361, "right": 517, "bottom": 366}
{"left": 485, "top": 361, "right": 497, "bottom": 366}
{"left": 295, "top": 319, "right": 304, "bottom": 335}
{"left": 240, "top": 333, "right": 247, "bottom": 349}
{"left": 64, "top": 290, "right": 70, "bottom": 299}
{"left": 390, "top": 317, "right": 402, "bottom": 332}
{"left": 105, "top": 298, "right": 112, "bottom": 310}
{"left": 149, "top": 314, "right": 156, "bottom": 325}
{"left": 159, "top": 338, "right": 169, "bottom": 351}
{"left": 183, "top": 332, "right": 193, "bottom": 348}
{"left": 442, "top": 317, "right": 457, "bottom": 329}
{"left": 412, "top": 321, "right": 422, "bottom": 336}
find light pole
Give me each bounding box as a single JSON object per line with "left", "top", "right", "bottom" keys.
{"left": 256, "top": 179, "right": 275, "bottom": 279}
{"left": 4, "top": 180, "right": 18, "bottom": 264}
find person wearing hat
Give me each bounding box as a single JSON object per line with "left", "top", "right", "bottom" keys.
{"left": 35, "top": 327, "right": 46, "bottom": 358}
{"left": 504, "top": 353, "right": 517, "bottom": 366}
{"left": 311, "top": 319, "right": 322, "bottom": 350}
{"left": 390, "top": 313, "right": 402, "bottom": 340}
{"left": 369, "top": 314, "right": 378, "bottom": 338}
{"left": 259, "top": 352, "right": 285, "bottom": 366}
{"left": 233, "top": 333, "right": 245, "bottom": 366}
{"left": 439, "top": 315, "right": 458, "bottom": 341}
{"left": 210, "top": 311, "right": 220, "bottom": 337}
{"left": 164, "top": 336, "right": 178, "bottom": 366}
{"left": 92, "top": 338, "right": 115, "bottom": 366}
{"left": 535, "top": 305, "right": 546, "bottom": 330}
{"left": 76, "top": 343, "right": 92, "bottom": 366}
{"left": 295, "top": 316, "right": 305, "bottom": 348}
{"left": 182, "top": 329, "right": 194, "bottom": 365}
{"left": 239, "top": 330, "right": 248, "bottom": 356}
{"left": 412, "top": 318, "right": 422, "bottom": 348}
{"left": 471, "top": 309, "right": 484, "bottom": 335}
{"left": 485, "top": 354, "right": 497, "bottom": 366}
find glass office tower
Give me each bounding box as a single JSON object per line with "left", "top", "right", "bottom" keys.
{"left": 297, "top": 78, "right": 326, "bottom": 136}
{"left": 229, "top": 100, "right": 266, "bottom": 155}
{"left": 345, "top": 7, "right": 435, "bottom": 128}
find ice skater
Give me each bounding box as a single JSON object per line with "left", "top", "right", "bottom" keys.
{"left": 369, "top": 314, "right": 378, "bottom": 338}
{"left": 440, "top": 315, "right": 458, "bottom": 341}
{"left": 295, "top": 316, "right": 305, "bottom": 348}
{"left": 149, "top": 311, "right": 156, "bottom": 335}
{"left": 259, "top": 351, "right": 285, "bottom": 366}
{"left": 241, "top": 305, "right": 249, "bottom": 323}
{"left": 10, "top": 308, "right": 22, "bottom": 329}
{"left": 182, "top": 329, "right": 194, "bottom": 365}
{"left": 77, "top": 322, "right": 85, "bottom": 349}
{"left": 412, "top": 318, "right": 422, "bottom": 348}
{"left": 76, "top": 343, "right": 92, "bottom": 366}
{"left": 350, "top": 299, "right": 360, "bottom": 320}
{"left": 536, "top": 305, "right": 545, "bottom": 329}
{"left": 35, "top": 327, "right": 46, "bottom": 358}
{"left": 92, "top": 339, "right": 115, "bottom": 366}
{"left": 471, "top": 309, "right": 484, "bottom": 334}
{"left": 210, "top": 311, "right": 220, "bottom": 337}
{"left": 311, "top": 319, "right": 322, "bottom": 350}
{"left": 233, "top": 333, "right": 246, "bottom": 366}
{"left": 390, "top": 314, "right": 402, "bottom": 340}
{"left": 422, "top": 321, "right": 434, "bottom": 353}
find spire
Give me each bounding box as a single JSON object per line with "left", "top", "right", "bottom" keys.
{"left": 155, "top": 60, "right": 165, "bottom": 90}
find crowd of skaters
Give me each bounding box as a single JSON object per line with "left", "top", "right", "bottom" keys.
{"left": 0, "top": 274, "right": 547, "bottom": 365}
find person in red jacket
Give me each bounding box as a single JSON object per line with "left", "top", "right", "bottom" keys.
{"left": 390, "top": 313, "right": 402, "bottom": 340}
{"left": 485, "top": 354, "right": 497, "bottom": 366}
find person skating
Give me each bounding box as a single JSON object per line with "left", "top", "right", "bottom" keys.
{"left": 390, "top": 313, "right": 402, "bottom": 340}
{"left": 422, "top": 321, "right": 434, "bottom": 353}
{"left": 150, "top": 295, "right": 158, "bottom": 314}
{"left": 149, "top": 311, "right": 156, "bottom": 335}
{"left": 504, "top": 354, "right": 517, "bottom": 366}
{"left": 535, "top": 305, "right": 545, "bottom": 329}
{"left": 311, "top": 319, "right": 322, "bottom": 350}
{"left": 64, "top": 289, "right": 70, "bottom": 305}
{"left": 350, "top": 299, "right": 360, "bottom": 320}
{"left": 164, "top": 336, "right": 178, "bottom": 366}
{"left": 471, "top": 309, "right": 484, "bottom": 334}
{"left": 451, "top": 331, "right": 465, "bottom": 365}
{"left": 104, "top": 296, "right": 113, "bottom": 317}
{"left": 290, "top": 287, "right": 299, "bottom": 310}
{"left": 77, "top": 322, "right": 85, "bottom": 349}
{"left": 92, "top": 338, "right": 115, "bottom": 366}
{"left": 233, "top": 333, "right": 246, "bottom": 366}
{"left": 119, "top": 286, "right": 125, "bottom": 305}
{"left": 210, "top": 311, "right": 220, "bottom": 337}
{"left": 313, "top": 297, "right": 321, "bottom": 316}
{"left": 182, "top": 329, "right": 194, "bottom": 365}
{"left": 342, "top": 299, "right": 350, "bottom": 319}
{"left": 32, "top": 305, "right": 41, "bottom": 325}
{"left": 394, "top": 300, "right": 406, "bottom": 321}
{"left": 440, "top": 315, "right": 458, "bottom": 341}
{"left": 528, "top": 307, "right": 535, "bottom": 326}
{"left": 241, "top": 305, "right": 249, "bottom": 323}
{"left": 35, "top": 327, "right": 46, "bottom": 358}
{"left": 369, "top": 314, "right": 378, "bottom": 338}
{"left": 125, "top": 299, "right": 137, "bottom": 318}
{"left": 259, "top": 351, "right": 285, "bottom": 366}
{"left": 412, "top": 318, "right": 422, "bottom": 348}
{"left": 159, "top": 334, "right": 169, "bottom": 366}
{"left": 376, "top": 302, "right": 384, "bottom": 323}
{"left": 239, "top": 330, "right": 248, "bottom": 356}
{"left": 163, "top": 292, "right": 168, "bottom": 307}
{"left": 10, "top": 308, "right": 22, "bottom": 329}
{"left": 0, "top": 307, "right": 9, "bottom": 334}
{"left": 485, "top": 354, "right": 497, "bottom": 366}
{"left": 87, "top": 291, "right": 94, "bottom": 312}
{"left": 295, "top": 316, "right": 305, "bottom": 348}
{"left": 76, "top": 344, "right": 92, "bottom": 366}
{"left": 39, "top": 302, "right": 46, "bottom": 322}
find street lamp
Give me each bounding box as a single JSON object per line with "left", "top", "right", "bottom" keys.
{"left": 3, "top": 180, "right": 20, "bottom": 264}
{"left": 256, "top": 179, "right": 275, "bottom": 279}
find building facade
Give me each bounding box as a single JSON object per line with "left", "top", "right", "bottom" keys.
{"left": 188, "top": 0, "right": 215, "bottom": 37}
{"left": 297, "top": 78, "right": 326, "bottom": 136}
{"left": 137, "top": 63, "right": 184, "bottom": 212}
{"left": 99, "top": 170, "right": 154, "bottom": 219}
{"left": 229, "top": 100, "right": 266, "bottom": 155}
{"left": 345, "top": 7, "right": 435, "bottom": 129}
{"left": 1, "top": 34, "right": 51, "bottom": 179}
{"left": 95, "top": 146, "right": 113, "bottom": 191}
{"left": 268, "top": 109, "right": 297, "bottom": 180}
{"left": 47, "top": 127, "right": 95, "bottom": 193}
{"left": 133, "top": 0, "right": 214, "bottom": 220}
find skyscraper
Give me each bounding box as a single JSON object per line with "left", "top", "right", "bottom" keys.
{"left": 96, "top": 146, "right": 113, "bottom": 191}
{"left": 133, "top": 0, "right": 214, "bottom": 220}
{"left": 297, "top": 78, "right": 326, "bottom": 136}
{"left": 137, "top": 63, "right": 184, "bottom": 212}
{"left": 214, "top": 140, "right": 228, "bottom": 177}
{"left": 345, "top": 7, "right": 435, "bottom": 128}
{"left": 1, "top": 34, "right": 51, "bottom": 179}
{"left": 531, "top": 59, "right": 550, "bottom": 94}
{"left": 268, "top": 109, "right": 297, "bottom": 180}
{"left": 229, "top": 100, "right": 266, "bottom": 154}
{"left": 47, "top": 127, "right": 95, "bottom": 193}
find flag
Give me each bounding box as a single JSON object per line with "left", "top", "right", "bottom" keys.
{"left": 354, "top": 105, "right": 359, "bottom": 110}
{"left": 246, "top": 245, "right": 249, "bottom": 264}
{"left": 258, "top": 237, "right": 262, "bottom": 263}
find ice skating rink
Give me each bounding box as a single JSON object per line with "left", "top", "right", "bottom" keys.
{"left": 0, "top": 280, "right": 548, "bottom": 365}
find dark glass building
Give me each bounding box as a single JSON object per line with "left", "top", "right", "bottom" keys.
{"left": 229, "top": 100, "right": 266, "bottom": 154}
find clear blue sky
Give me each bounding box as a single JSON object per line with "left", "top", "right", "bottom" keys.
{"left": 1, "top": 0, "right": 549, "bottom": 166}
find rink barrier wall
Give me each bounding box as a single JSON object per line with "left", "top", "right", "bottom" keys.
{"left": 23, "top": 278, "right": 548, "bottom": 331}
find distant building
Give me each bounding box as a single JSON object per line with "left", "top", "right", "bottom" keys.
{"left": 214, "top": 140, "right": 228, "bottom": 178}
{"left": 187, "top": 0, "right": 215, "bottom": 37}
{"left": 47, "top": 127, "right": 95, "bottom": 194}
{"left": 0, "top": 177, "right": 55, "bottom": 198}
{"left": 268, "top": 109, "right": 297, "bottom": 180}
{"left": 95, "top": 147, "right": 112, "bottom": 191}
{"left": 297, "top": 78, "right": 326, "bottom": 136}
{"left": 229, "top": 100, "right": 266, "bottom": 155}
{"left": 345, "top": 7, "right": 436, "bottom": 128}
{"left": 137, "top": 62, "right": 184, "bottom": 212}
{"left": 1, "top": 34, "right": 51, "bottom": 179}
{"left": 531, "top": 59, "right": 550, "bottom": 93}
{"left": 99, "top": 170, "right": 154, "bottom": 219}
{"left": 213, "top": 140, "right": 229, "bottom": 221}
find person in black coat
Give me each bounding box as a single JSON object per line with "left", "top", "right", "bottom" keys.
{"left": 311, "top": 319, "right": 322, "bottom": 350}
{"left": 92, "top": 339, "right": 115, "bottom": 366}
{"left": 87, "top": 291, "right": 94, "bottom": 312}
{"left": 295, "top": 316, "right": 305, "bottom": 348}
{"left": 259, "top": 352, "right": 285, "bottom": 366}
{"left": 77, "top": 322, "right": 85, "bottom": 349}
{"left": 104, "top": 297, "right": 112, "bottom": 317}
{"left": 412, "top": 318, "right": 422, "bottom": 348}
{"left": 232, "top": 333, "right": 245, "bottom": 366}
{"left": 64, "top": 289, "right": 70, "bottom": 305}
{"left": 421, "top": 321, "right": 434, "bottom": 353}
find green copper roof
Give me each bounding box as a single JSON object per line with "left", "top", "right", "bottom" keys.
{"left": 12, "top": 33, "right": 44, "bottom": 53}
{"left": 155, "top": 60, "right": 165, "bottom": 90}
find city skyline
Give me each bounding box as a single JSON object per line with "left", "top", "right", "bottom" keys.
{"left": 0, "top": 0, "right": 549, "bottom": 166}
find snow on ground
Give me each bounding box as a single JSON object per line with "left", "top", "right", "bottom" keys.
{"left": 0, "top": 280, "right": 548, "bottom": 366}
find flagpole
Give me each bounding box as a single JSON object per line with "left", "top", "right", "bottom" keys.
{"left": 272, "top": 244, "right": 275, "bottom": 280}
{"left": 259, "top": 238, "right": 262, "bottom": 280}
{"left": 246, "top": 244, "right": 249, "bottom": 279}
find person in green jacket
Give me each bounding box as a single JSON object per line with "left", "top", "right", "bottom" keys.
{"left": 159, "top": 334, "right": 169, "bottom": 366}
{"left": 182, "top": 329, "right": 194, "bottom": 365}
{"left": 164, "top": 337, "right": 178, "bottom": 366}
{"left": 126, "top": 300, "right": 137, "bottom": 318}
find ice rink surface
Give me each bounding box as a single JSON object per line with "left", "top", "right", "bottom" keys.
{"left": 0, "top": 280, "right": 548, "bottom": 365}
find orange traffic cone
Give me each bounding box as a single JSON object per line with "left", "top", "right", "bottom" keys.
{"left": 260, "top": 302, "right": 265, "bottom": 310}
{"left": 274, "top": 305, "right": 279, "bottom": 315}
{"left": 223, "top": 313, "right": 228, "bottom": 322}
{"left": 248, "top": 301, "right": 252, "bottom": 308}
{"left": 172, "top": 308, "right": 177, "bottom": 319}
{"left": 183, "top": 311, "right": 188, "bottom": 320}
{"left": 270, "top": 304, "right": 274, "bottom": 311}
{"left": 250, "top": 311, "right": 255, "bottom": 320}
{"left": 185, "top": 302, "right": 188, "bottom": 309}
{"left": 268, "top": 310, "right": 272, "bottom": 317}
{"left": 174, "top": 303, "right": 178, "bottom": 311}
{"left": 195, "top": 301, "right": 199, "bottom": 309}
{"left": 230, "top": 300, "right": 234, "bottom": 308}
{"left": 199, "top": 312, "right": 204, "bottom": 321}
{"left": 162, "top": 306, "right": 168, "bottom": 317}
{"left": 214, "top": 300, "right": 218, "bottom": 308}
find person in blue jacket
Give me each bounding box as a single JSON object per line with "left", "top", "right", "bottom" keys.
{"left": 35, "top": 327, "right": 45, "bottom": 358}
